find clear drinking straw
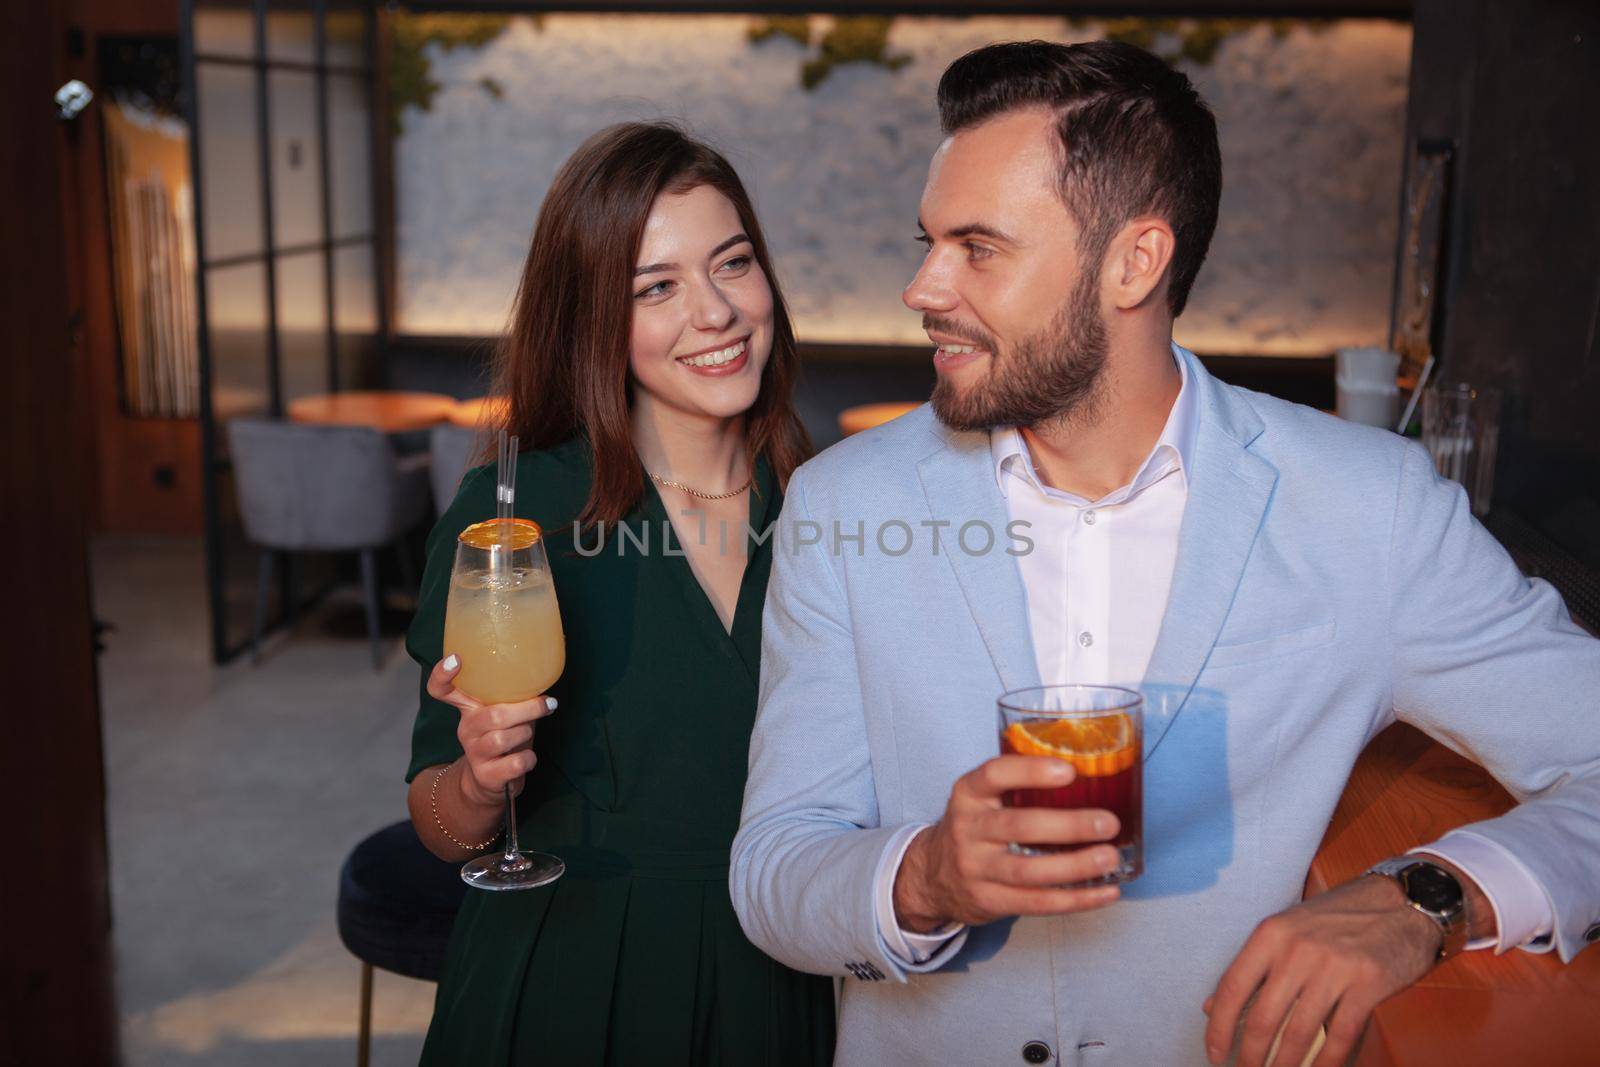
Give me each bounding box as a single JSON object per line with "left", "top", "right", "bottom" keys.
{"left": 493, "top": 430, "right": 525, "bottom": 869}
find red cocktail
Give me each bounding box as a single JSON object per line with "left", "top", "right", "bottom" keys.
{"left": 997, "top": 686, "right": 1144, "bottom": 883}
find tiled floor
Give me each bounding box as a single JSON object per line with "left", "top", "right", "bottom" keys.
{"left": 94, "top": 537, "right": 435, "bottom": 1066}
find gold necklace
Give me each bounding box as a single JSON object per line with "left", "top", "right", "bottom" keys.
{"left": 647, "top": 469, "right": 752, "bottom": 500}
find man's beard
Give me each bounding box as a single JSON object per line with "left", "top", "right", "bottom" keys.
{"left": 929, "top": 269, "right": 1109, "bottom": 433}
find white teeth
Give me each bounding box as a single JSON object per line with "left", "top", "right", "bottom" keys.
{"left": 679, "top": 340, "right": 746, "bottom": 368}
{"left": 940, "top": 344, "right": 977, "bottom": 355}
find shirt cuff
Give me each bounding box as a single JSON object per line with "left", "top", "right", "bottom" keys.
{"left": 1411, "top": 830, "right": 1556, "bottom": 954}
{"left": 872, "top": 823, "right": 966, "bottom": 965}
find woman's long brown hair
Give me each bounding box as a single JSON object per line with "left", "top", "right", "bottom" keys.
{"left": 491, "top": 122, "right": 812, "bottom": 527}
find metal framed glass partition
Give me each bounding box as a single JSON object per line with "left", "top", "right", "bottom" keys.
{"left": 182, "top": 0, "right": 384, "bottom": 662}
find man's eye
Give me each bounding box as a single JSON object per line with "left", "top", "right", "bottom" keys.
{"left": 635, "top": 280, "right": 673, "bottom": 299}
{"left": 965, "top": 242, "right": 994, "bottom": 261}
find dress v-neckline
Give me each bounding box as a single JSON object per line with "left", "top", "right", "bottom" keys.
{"left": 641, "top": 458, "right": 775, "bottom": 687}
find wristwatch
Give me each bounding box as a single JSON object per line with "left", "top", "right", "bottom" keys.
{"left": 1364, "top": 857, "right": 1469, "bottom": 961}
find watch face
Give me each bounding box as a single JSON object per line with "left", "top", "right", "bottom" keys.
{"left": 1403, "top": 863, "right": 1464, "bottom": 915}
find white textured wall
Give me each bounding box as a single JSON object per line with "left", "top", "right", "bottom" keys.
{"left": 396, "top": 15, "right": 1411, "bottom": 356}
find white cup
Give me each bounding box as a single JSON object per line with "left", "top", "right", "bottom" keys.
{"left": 1336, "top": 383, "right": 1399, "bottom": 428}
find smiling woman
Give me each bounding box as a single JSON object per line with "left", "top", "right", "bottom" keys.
{"left": 628, "top": 186, "right": 774, "bottom": 424}
{"left": 401, "top": 122, "right": 830, "bottom": 1066}
{"left": 490, "top": 123, "right": 810, "bottom": 529}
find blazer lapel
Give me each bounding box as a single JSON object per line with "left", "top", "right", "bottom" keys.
{"left": 916, "top": 428, "right": 1042, "bottom": 696}
{"left": 1142, "top": 355, "right": 1278, "bottom": 758}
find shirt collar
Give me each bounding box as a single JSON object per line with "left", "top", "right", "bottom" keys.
{"left": 989, "top": 341, "right": 1197, "bottom": 505}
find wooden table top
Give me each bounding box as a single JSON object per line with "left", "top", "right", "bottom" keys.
{"left": 286, "top": 390, "right": 458, "bottom": 433}
{"left": 1307, "top": 723, "right": 1600, "bottom": 1066}
{"left": 447, "top": 395, "right": 508, "bottom": 430}
{"left": 838, "top": 401, "right": 921, "bottom": 437}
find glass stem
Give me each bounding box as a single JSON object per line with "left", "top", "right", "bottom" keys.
{"left": 501, "top": 784, "right": 520, "bottom": 861}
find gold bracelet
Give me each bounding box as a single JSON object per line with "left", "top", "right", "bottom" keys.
{"left": 431, "top": 761, "right": 498, "bottom": 852}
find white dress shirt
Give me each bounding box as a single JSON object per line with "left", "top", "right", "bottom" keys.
{"left": 873, "top": 355, "right": 1554, "bottom": 965}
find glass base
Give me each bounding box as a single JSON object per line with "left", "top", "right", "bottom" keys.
{"left": 1009, "top": 841, "right": 1142, "bottom": 885}
{"left": 461, "top": 850, "right": 565, "bottom": 891}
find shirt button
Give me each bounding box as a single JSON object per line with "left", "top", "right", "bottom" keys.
{"left": 1022, "top": 1040, "right": 1053, "bottom": 1064}
{"left": 1082, "top": 509, "right": 1096, "bottom": 525}
{"left": 1078, "top": 631, "right": 1094, "bottom": 648}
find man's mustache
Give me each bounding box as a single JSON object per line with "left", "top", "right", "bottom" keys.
{"left": 921, "top": 315, "right": 997, "bottom": 352}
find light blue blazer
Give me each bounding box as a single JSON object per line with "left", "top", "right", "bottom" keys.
{"left": 731, "top": 345, "right": 1600, "bottom": 1066}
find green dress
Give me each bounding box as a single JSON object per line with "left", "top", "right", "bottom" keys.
{"left": 405, "top": 439, "right": 835, "bottom": 1066}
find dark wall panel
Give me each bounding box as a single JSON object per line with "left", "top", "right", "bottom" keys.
{"left": 1411, "top": 0, "right": 1600, "bottom": 569}
{"left": 0, "top": 0, "right": 119, "bottom": 1060}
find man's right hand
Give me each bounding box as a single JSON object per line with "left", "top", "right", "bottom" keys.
{"left": 892, "top": 754, "right": 1125, "bottom": 932}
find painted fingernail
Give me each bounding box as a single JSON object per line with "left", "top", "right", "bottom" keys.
{"left": 443, "top": 654, "right": 459, "bottom": 671}
{"left": 544, "top": 696, "right": 558, "bottom": 711}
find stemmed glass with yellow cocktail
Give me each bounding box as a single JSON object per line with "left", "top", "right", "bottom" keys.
{"left": 442, "top": 431, "right": 566, "bottom": 890}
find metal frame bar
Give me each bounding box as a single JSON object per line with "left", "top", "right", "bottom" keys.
{"left": 193, "top": 52, "right": 369, "bottom": 76}
{"left": 315, "top": 0, "right": 340, "bottom": 391}
{"left": 204, "top": 233, "right": 373, "bottom": 271}
{"left": 370, "top": 5, "right": 394, "bottom": 362}
{"left": 180, "top": 0, "right": 230, "bottom": 665}
{"left": 253, "top": 0, "right": 284, "bottom": 418}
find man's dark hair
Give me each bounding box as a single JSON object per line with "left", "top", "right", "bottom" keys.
{"left": 938, "top": 40, "right": 1222, "bottom": 317}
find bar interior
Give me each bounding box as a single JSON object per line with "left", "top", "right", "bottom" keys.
{"left": 7, "top": 1, "right": 1597, "bottom": 1064}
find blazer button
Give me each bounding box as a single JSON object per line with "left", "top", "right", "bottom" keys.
{"left": 1584, "top": 923, "right": 1600, "bottom": 943}
{"left": 1021, "top": 1040, "right": 1052, "bottom": 1064}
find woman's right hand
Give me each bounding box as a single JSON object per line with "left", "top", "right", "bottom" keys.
{"left": 427, "top": 654, "right": 559, "bottom": 809}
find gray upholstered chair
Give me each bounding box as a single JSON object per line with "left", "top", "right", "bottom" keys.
{"left": 428, "top": 422, "right": 484, "bottom": 515}
{"left": 227, "top": 418, "right": 431, "bottom": 668}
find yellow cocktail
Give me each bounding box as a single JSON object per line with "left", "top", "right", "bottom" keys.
{"left": 444, "top": 514, "right": 568, "bottom": 891}
{"left": 444, "top": 560, "right": 564, "bottom": 704}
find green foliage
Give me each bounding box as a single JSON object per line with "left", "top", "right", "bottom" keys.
{"left": 747, "top": 16, "right": 812, "bottom": 48}
{"left": 750, "top": 14, "right": 912, "bottom": 91}
{"left": 1064, "top": 16, "right": 1332, "bottom": 68}
{"left": 799, "top": 17, "right": 912, "bottom": 91}
{"left": 389, "top": 12, "right": 519, "bottom": 136}
{"left": 1097, "top": 16, "right": 1175, "bottom": 54}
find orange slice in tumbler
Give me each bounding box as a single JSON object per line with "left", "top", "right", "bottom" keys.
{"left": 1004, "top": 713, "right": 1138, "bottom": 777}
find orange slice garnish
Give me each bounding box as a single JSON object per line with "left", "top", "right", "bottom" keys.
{"left": 1004, "top": 714, "right": 1138, "bottom": 777}
{"left": 460, "top": 517, "right": 542, "bottom": 550}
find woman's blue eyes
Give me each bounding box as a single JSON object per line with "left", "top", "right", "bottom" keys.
{"left": 634, "top": 256, "right": 752, "bottom": 300}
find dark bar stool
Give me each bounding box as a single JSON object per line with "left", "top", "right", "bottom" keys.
{"left": 336, "top": 821, "right": 467, "bottom": 1067}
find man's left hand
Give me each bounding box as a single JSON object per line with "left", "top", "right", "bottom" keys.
{"left": 1203, "top": 875, "right": 1443, "bottom": 1067}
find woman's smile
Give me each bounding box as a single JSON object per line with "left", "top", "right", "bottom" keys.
{"left": 675, "top": 336, "right": 750, "bottom": 375}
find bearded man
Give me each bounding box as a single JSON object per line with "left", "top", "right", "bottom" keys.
{"left": 730, "top": 39, "right": 1600, "bottom": 1067}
